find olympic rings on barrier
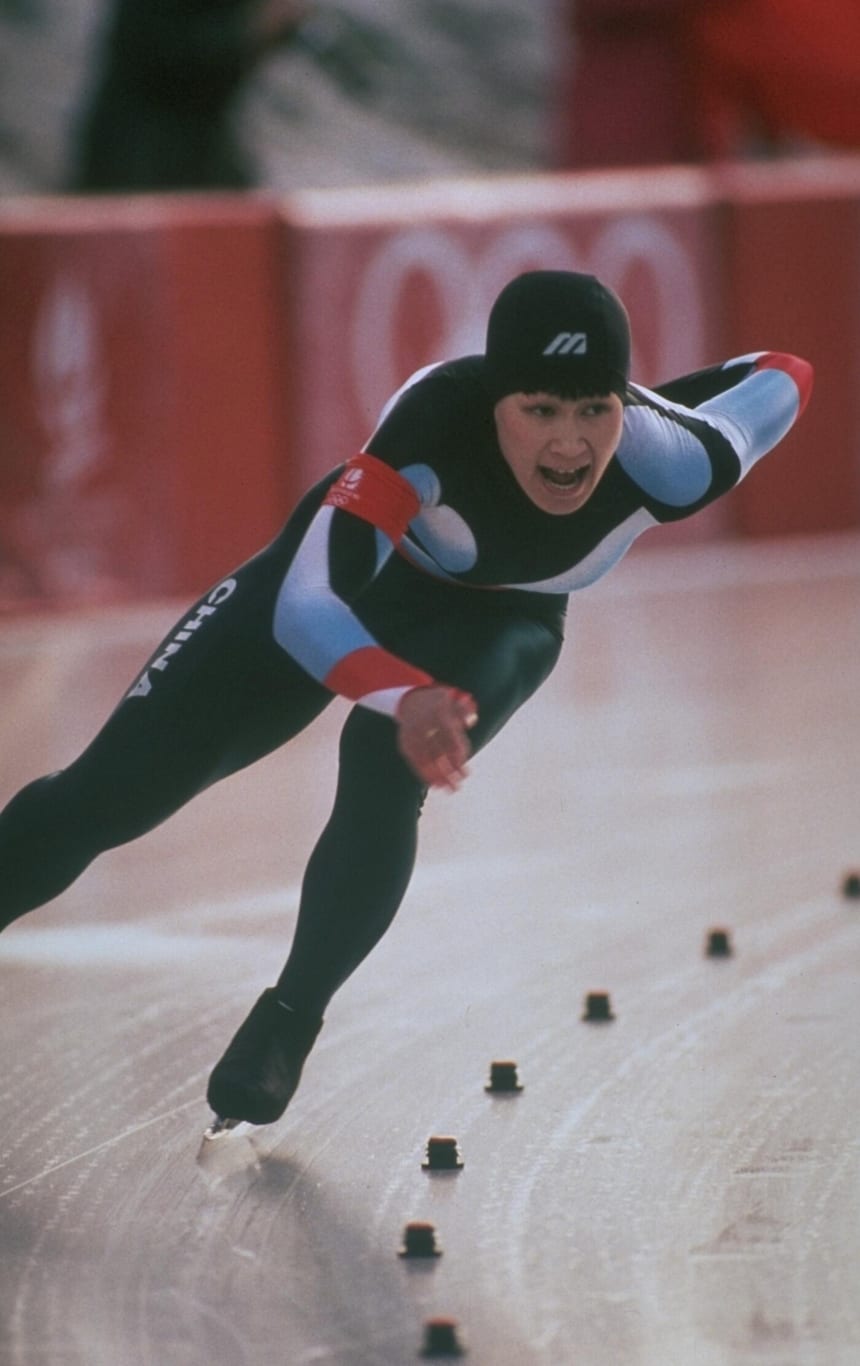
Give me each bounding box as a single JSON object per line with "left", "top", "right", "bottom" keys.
{"left": 350, "top": 216, "right": 706, "bottom": 419}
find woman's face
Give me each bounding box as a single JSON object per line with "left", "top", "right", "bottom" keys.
{"left": 493, "top": 390, "right": 624, "bottom": 515}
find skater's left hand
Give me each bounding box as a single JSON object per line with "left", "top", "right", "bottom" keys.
{"left": 395, "top": 686, "right": 478, "bottom": 791}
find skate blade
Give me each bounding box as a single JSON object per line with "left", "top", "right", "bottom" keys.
{"left": 202, "top": 1115, "right": 248, "bottom": 1141}
{"left": 197, "top": 1116, "right": 264, "bottom": 1180}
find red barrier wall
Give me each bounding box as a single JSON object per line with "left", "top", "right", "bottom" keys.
{"left": 2, "top": 159, "right": 860, "bottom": 608}
{"left": 0, "top": 196, "right": 289, "bottom": 607}
{"left": 719, "top": 162, "right": 860, "bottom": 535}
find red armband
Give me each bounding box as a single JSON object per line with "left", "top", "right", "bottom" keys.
{"left": 323, "top": 453, "right": 421, "bottom": 543}
{"left": 324, "top": 646, "right": 434, "bottom": 702}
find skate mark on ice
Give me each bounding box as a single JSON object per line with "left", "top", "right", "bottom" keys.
{"left": 0, "top": 1098, "right": 200, "bottom": 1201}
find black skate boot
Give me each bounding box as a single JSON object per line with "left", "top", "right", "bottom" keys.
{"left": 206, "top": 990, "right": 323, "bottom": 1126}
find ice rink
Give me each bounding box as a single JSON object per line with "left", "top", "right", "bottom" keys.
{"left": 1, "top": 533, "right": 858, "bottom": 1365}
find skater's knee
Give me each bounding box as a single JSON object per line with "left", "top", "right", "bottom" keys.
{"left": 1, "top": 766, "right": 118, "bottom": 872}
{"left": 333, "top": 712, "right": 427, "bottom": 837}
{"left": 1, "top": 772, "right": 66, "bottom": 839}
{"left": 0, "top": 772, "right": 98, "bottom": 925}
{"left": 339, "top": 710, "right": 424, "bottom": 796}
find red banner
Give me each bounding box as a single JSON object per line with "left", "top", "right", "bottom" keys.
{"left": 0, "top": 197, "right": 288, "bottom": 607}
{"left": 721, "top": 162, "right": 860, "bottom": 535}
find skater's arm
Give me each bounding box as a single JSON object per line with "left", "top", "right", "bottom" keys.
{"left": 274, "top": 455, "right": 443, "bottom": 710}
{"left": 652, "top": 352, "right": 811, "bottom": 414}
{"left": 273, "top": 455, "right": 478, "bottom": 787}
{"left": 618, "top": 352, "right": 813, "bottom": 517}
{"left": 688, "top": 352, "right": 812, "bottom": 478}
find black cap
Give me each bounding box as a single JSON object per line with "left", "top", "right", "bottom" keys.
{"left": 485, "top": 270, "right": 630, "bottom": 403}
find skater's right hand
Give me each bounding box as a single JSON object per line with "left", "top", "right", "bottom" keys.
{"left": 395, "top": 686, "right": 478, "bottom": 792}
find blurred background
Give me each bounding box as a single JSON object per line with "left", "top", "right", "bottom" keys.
{"left": 1, "top": 0, "right": 858, "bottom": 197}
{"left": 1, "top": 0, "right": 555, "bottom": 195}
{"left": 1, "top": 0, "right": 859, "bottom": 607}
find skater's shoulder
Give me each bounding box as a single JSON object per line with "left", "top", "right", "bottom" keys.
{"left": 368, "top": 356, "right": 494, "bottom": 467}
{"left": 375, "top": 355, "right": 488, "bottom": 424}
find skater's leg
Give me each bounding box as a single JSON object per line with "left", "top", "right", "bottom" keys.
{"left": 0, "top": 772, "right": 110, "bottom": 924}
{"left": 274, "top": 606, "right": 563, "bottom": 1017}
{"left": 274, "top": 707, "right": 427, "bottom": 1014}
{"left": 0, "top": 574, "right": 331, "bottom": 930}
{"left": 0, "top": 697, "right": 244, "bottom": 924}
{"left": 206, "top": 602, "right": 561, "bottom": 1124}
{"left": 206, "top": 707, "right": 425, "bottom": 1123}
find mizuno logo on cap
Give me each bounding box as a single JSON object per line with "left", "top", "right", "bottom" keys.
{"left": 543, "top": 332, "right": 588, "bottom": 356}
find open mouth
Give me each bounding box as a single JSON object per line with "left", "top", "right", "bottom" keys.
{"left": 538, "top": 464, "right": 589, "bottom": 492}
